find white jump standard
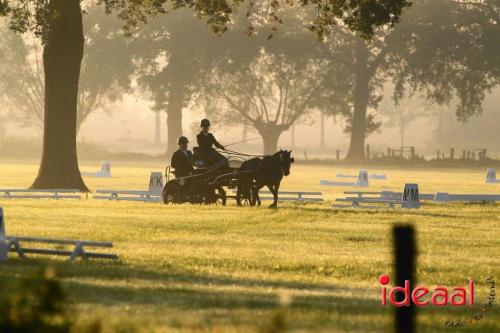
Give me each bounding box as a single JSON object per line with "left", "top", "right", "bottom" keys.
{"left": 485, "top": 168, "right": 500, "bottom": 184}
{"left": 82, "top": 161, "right": 112, "bottom": 178}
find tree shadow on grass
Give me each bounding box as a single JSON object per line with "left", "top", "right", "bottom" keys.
{"left": 3, "top": 260, "right": 495, "bottom": 332}
{"left": 0, "top": 258, "right": 347, "bottom": 294}
{"left": 0, "top": 258, "right": 378, "bottom": 314}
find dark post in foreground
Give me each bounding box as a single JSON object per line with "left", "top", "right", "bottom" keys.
{"left": 0, "top": 208, "right": 7, "bottom": 262}
{"left": 393, "top": 225, "right": 416, "bottom": 333}
{"left": 31, "top": 0, "right": 88, "bottom": 192}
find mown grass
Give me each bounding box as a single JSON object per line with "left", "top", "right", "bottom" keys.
{"left": 0, "top": 160, "right": 499, "bottom": 333}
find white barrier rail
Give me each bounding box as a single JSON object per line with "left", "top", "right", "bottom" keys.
{"left": 94, "top": 172, "right": 163, "bottom": 203}
{"left": 258, "top": 191, "right": 324, "bottom": 202}
{"left": 0, "top": 189, "right": 83, "bottom": 200}
{"left": 434, "top": 193, "right": 500, "bottom": 202}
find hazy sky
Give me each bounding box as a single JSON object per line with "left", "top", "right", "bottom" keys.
{"left": 70, "top": 87, "right": 500, "bottom": 156}
{"left": 3, "top": 86, "right": 498, "bottom": 158}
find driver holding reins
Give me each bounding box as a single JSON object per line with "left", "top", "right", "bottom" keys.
{"left": 197, "top": 119, "right": 227, "bottom": 167}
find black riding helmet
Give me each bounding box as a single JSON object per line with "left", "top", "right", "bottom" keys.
{"left": 200, "top": 119, "right": 211, "bottom": 128}
{"left": 177, "top": 136, "right": 189, "bottom": 145}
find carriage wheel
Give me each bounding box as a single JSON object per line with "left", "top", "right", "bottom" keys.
{"left": 163, "top": 181, "right": 183, "bottom": 204}
{"left": 189, "top": 181, "right": 211, "bottom": 204}
{"left": 214, "top": 186, "right": 227, "bottom": 206}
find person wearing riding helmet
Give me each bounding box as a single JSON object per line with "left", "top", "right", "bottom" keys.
{"left": 171, "top": 136, "right": 194, "bottom": 178}
{"left": 196, "top": 119, "right": 226, "bottom": 167}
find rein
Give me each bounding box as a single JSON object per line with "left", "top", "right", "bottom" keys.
{"left": 217, "top": 147, "right": 266, "bottom": 158}
{"left": 224, "top": 137, "right": 263, "bottom": 148}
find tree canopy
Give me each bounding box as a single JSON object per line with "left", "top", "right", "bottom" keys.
{"left": 314, "top": 0, "right": 499, "bottom": 159}
{"left": 389, "top": 0, "right": 500, "bottom": 121}
{"left": 203, "top": 49, "right": 334, "bottom": 153}
{"left": 0, "top": 0, "right": 411, "bottom": 40}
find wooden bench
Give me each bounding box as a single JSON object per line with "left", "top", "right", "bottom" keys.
{"left": 5, "top": 236, "right": 118, "bottom": 261}
{"left": 0, "top": 189, "right": 84, "bottom": 200}
{"left": 259, "top": 191, "right": 324, "bottom": 202}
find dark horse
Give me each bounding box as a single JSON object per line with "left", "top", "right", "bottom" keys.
{"left": 237, "top": 150, "right": 294, "bottom": 208}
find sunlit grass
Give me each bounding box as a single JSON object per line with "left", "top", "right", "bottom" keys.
{"left": 0, "top": 161, "right": 499, "bottom": 332}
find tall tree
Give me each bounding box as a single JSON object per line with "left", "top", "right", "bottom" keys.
{"left": 33, "top": 0, "right": 87, "bottom": 190}
{"left": 390, "top": 0, "right": 500, "bottom": 121}
{"left": 321, "top": 0, "right": 499, "bottom": 160}
{"left": 133, "top": 11, "right": 214, "bottom": 155}
{"left": 202, "top": 50, "right": 337, "bottom": 154}
{"left": 132, "top": 9, "right": 262, "bottom": 155}
{"left": 317, "top": 30, "right": 385, "bottom": 160}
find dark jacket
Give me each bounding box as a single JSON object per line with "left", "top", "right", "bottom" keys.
{"left": 197, "top": 132, "right": 224, "bottom": 152}
{"left": 171, "top": 149, "right": 194, "bottom": 178}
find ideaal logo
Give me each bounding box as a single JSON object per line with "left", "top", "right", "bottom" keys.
{"left": 378, "top": 274, "right": 495, "bottom": 328}
{"left": 378, "top": 274, "right": 474, "bottom": 307}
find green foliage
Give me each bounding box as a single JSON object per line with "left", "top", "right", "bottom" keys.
{"left": 321, "top": 0, "right": 499, "bottom": 140}
{"left": 0, "top": 267, "right": 72, "bottom": 333}
{"left": 308, "top": 0, "right": 411, "bottom": 39}
{"left": 389, "top": 0, "right": 500, "bottom": 121}
{"left": 0, "top": 0, "right": 51, "bottom": 38}
{"left": 0, "top": 0, "right": 411, "bottom": 40}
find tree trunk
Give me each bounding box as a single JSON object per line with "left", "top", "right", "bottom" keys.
{"left": 261, "top": 130, "right": 281, "bottom": 155}
{"left": 346, "top": 42, "right": 371, "bottom": 161}
{"left": 320, "top": 113, "right": 325, "bottom": 149}
{"left": 155, "top": 111, "right": 161, "bottom": 144}
{"left": 165, "top": 82, "right": 185, "bottom": 156}
{"left": 31, "top": 0, "right": 88, "bottom": 191}
{"left": 399, "top": 107, "right": 405, "bottom": 147}
{"left": 164, "top": 48, "right": 191, "bottom": 157}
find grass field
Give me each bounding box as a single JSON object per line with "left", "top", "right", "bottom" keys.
{"left": 0, "top": 160, "right": 499, "bottom": 333}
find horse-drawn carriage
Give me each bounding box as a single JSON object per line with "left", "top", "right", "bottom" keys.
{"left": 162, "top": 148, "right": 255, "bottom": 205}
{"left": 162, "top": 147, "right": 294, "bottom": 207}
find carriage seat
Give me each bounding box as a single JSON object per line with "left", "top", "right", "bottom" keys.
{"left": 192, "top": 147, "right": 207, "bottom": 168}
